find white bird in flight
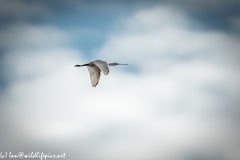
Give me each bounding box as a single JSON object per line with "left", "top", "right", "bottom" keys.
{"left": 74, "top": 60, "right": 128, "bottom": 87}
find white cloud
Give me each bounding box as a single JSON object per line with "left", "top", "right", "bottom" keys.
{"left": 1, "top": 5, "right": 240, "bottom": 160}
{"left": 100, "top": 6, "right": 240, "bottom": 67}
{"left": 96, "top": 5, "right": 240, "bottom": 160}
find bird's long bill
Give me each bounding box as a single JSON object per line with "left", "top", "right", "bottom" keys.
{"left": 74, "top": 65, "right": 81, "bottom": 67}
{"left": 118, "top": 63, "right": 128, "bottom": 65}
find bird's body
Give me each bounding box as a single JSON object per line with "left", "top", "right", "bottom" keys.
{"left": 75, "top": 60, "right": 127, "bottom": 87}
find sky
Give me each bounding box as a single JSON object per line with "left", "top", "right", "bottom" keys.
{"left": 0, "top": 0, "right": 240, "bottom": 160}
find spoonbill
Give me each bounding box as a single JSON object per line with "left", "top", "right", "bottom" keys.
{"left": 74, "top": 60, "right": 128, "bottom": 87}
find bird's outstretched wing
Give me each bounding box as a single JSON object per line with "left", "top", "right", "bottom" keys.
{"left": 87, "top": 66, "right": 101, "bottom": 87}
{"left": 92, "top": 60, "right": 109, "bottom": 75}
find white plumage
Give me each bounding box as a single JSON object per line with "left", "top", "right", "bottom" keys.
{"left": 87, "top": 60, "right": 109, "bottom": 87}
{"left": 75, "top": 60, "right": 127, "bottom": 87}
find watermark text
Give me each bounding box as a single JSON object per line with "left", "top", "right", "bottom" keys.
{"left": 0, "top": 152, "right": 66, "bottom": 160}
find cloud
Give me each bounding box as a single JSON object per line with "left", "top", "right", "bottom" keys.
{"left": 97, "top": 5, "right": 240, "bottom": 159}
{"left": 0, "top": 24, "right": 70, "bottom": 50}
{"left": 0, "top": 0, "right": 50, "bottom": 19}
{"left": 229, "top": 17, "right": 240, "bottom": 34}
{"left": 1, "top": 4, "right": 240, "bottom": 160}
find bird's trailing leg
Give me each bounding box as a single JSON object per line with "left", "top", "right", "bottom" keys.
{"left": 74, "top": 64, "right": 89, "bottom": 67}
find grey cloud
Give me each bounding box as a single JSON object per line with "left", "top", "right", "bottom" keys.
{"left": 0, "top": 0, "right": 50, "bottom": 19}
{"left": 0, "top": 24, "right": 70, "bottom": 50}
